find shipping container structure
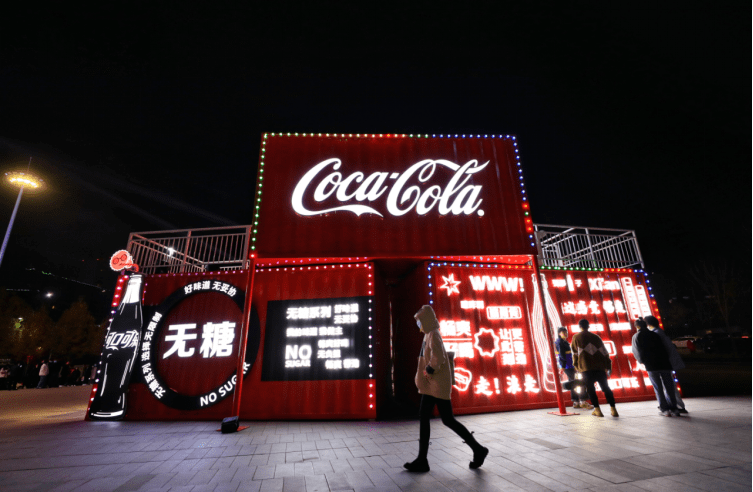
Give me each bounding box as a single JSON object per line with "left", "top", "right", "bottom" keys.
{"left": 87, "top": 134, "right": 664, "bottom": 421}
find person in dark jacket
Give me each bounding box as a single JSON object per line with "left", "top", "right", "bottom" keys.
{"left": 554, "top": 327, "right": 592, "bottom": 409}
{"left": 571, "top": 319, "right": 618, "bottom": 417}
{"left": 645, "top": 315, "right": 688, "bottom": 414}
{"left": 632, "top": 318, "right": 679, "bottom": 416}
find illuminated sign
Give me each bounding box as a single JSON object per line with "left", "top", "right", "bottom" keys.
{"left": 138, "top": 280, "right": 260, "bottom": 410}
{"left": 469, "top": 275, "right": 524, "bottom": 292}
{"left": 429, "top": 264, "right": 657, "bottom": 412}
{"left": 254, "top": 135, "right": 534, "bottom": 259}
{"left": 104, "top": 330, "right": 139, "bottom": 351}
{"left": 162, "top": 321, "right": 236, "bottom": 359}
{"left": 261, "top": 296, "right": 372, "bottom": 381}
{"left": 109, "top": 249, "right": 138, "bottom": 272}
{"left": 292, "top": 159, "right": 488, "bottom": 218}
{"left": 440, "top": 274, "right": 462, "bottom": 295}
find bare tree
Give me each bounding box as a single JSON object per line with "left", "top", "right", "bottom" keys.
{"left": 688, "top": 261, "right": 738, "bottom": 331}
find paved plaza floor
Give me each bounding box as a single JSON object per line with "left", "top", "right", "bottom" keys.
{"left": 0, "top": 387, "right": 750, "bottom": 492}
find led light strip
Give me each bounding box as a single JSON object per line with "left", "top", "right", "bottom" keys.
{"left": 148, "top": 270, "right": 247, "bottom": 278}
{"left": 256, "top": 262, "right": 376, "bottom": 410}
{"left": 253, "top": 133, "right": 535, "bottom": 251}
{"left": 96, "top": 274, "right": 130, "bottom": 386}
{"left": 256, "top": 257, "right": 368, "bottom": 267}
{"left": 509, "top": 137, "right": 535, "bottom": 248}
{"left": 266, "top": 133, "right": 516, "bottom": 139}
{"left": 541, "top": 266, "right": 609, "bottom": 272}
{"left": 250, "top": 134, "right": 268, "bottom": 252}
{"left": 426, "top": 261, "right": 532, "bottom": 305}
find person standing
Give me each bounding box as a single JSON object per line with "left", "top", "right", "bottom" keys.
{"left": 645, "top": 315, "right": 688, "bottom": 414}
{"left": 634, "top": 317, "right": 680, "bottom": 416}
{"left": 404, "top": 305, "right": 489, "bottom": 473}
{"left": 8, "top": 363, "right": 21, "bottom": 390}
{"left": 37, "top": 361, "right": 49, "bottom": 388}
{"left": 571, "top": 319, "right": 618, "bottom": 417}
{"left": 554, "top": 327, "right": 592, "bottom": 409}
{"left": 59, "top": 362, "right": 71, "bottom": 387}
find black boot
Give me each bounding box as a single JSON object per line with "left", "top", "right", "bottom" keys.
{"left": 404, "top": 458, "right": 430, "bottom": 472}
{"left": 469, "top": 446, "right": 489, "bottom": 469}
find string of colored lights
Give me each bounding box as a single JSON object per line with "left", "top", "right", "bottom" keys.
{"left": 255, "top": 262, "right": 375, "bottom": 410}
{"left": 251, "top": 133, "right": 534, "bottom": 254}
{"left": 426, "top": 261, "right": 533, "bottom": 305}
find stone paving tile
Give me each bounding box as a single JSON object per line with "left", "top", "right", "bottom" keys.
{"left": 323, "top": 472, "right": 352, "bottom": 491}
{"left": 665, "top": 471, "right": 752, "bottom": 492}
{"left": 631, "top": 476, "right": 708, "bottom": 491}
{"left": 254, "top": 464, "right": 277, "bottom": 480}
{"left": 1, "top": 395, "right": 751, "bottom": 491}
{"left": 304, "top": 473, "right": 330, "bottom": 492}
{"left": 699, "top": 465, "right": 753, "bottom": 486}
{"left": 260, "top": 478, "right": 284, "bottom": 491}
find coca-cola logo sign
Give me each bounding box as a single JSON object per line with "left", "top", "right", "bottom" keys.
{"left": 292, "top": 158, "right": 489, "bottom": 218}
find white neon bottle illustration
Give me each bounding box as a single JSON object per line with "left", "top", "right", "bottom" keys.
{"left": 530, "top": 273, "right": 562, "bottom": 393}
{"left": 89, "top": 274, "right": 143, "bottom": 420}
{"left": 619, "top": 277, "right": 643, "bottom": 320}
{"left": 633, "top": 283, "right": 653, "bottom": 317}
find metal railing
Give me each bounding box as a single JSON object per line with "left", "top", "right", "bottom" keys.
{"left": 124, "top": 223, "right": 644, "bottom": 274}
{"left": 534, "top": 224, "right": 644, "bottom": 270}
{"left": 127, "top": 226, "right": 252, "bottom": 275}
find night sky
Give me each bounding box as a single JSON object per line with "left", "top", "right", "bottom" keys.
{"left": 0, "top": 3, "right": 749, "bottom": 314}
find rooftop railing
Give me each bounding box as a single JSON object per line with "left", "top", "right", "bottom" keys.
{"left": 125, "top": 223, "right": 645, "bottom": 274}
{"left": 534, "top": 224, "right": 644, "bottom": 270}
{"left": 127, "top": 226, "right": 252, "bottom": 275}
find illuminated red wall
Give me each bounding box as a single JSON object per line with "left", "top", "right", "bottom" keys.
{"left": 243, "top": 263, "right": 377, "bottom": 420}
{"left": 124, "top": 265, "right": 378, "bottom": 421}
{"left": 113, "top": 132, "right": 666, "bottom": 421}
{"left": 253, "top": 134, "right": 535, "bottom": 258}
{"left": 125, "top": 271, "right": 249, "bottom": 420}
{"left": 393, "top": 262, "right": 658, "bottom": 415}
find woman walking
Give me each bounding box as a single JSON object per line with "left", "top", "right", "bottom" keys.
{"left": 404, "top": 305, "right": 489, "bottom": 473}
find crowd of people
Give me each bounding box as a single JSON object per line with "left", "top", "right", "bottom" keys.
{"left": 0, "top": 360, "right": 97, "bottom": 390}
{"left": 555, "top": 315, "right": 687, "bottom": 418}
{"left": 398, "top": 308, "right": 689, "bottom": 474}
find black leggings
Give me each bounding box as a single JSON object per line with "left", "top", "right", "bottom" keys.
{"left": 582, "top": 370, "right": 615, "bottom": 408}
{"left": 418, "top": 394, "right": 478, "bottom": 459}
{"left": 564, "top": 368, "right": 579, "bottom": 401}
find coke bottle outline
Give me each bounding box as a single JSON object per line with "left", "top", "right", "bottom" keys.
{"left": 529, "top": 273, "right": 562, "bottom": 393}
{"left": 90, "top": 274, "right": 144, "bottom": 420}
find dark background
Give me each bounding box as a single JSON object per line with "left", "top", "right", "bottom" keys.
{"left": 0, "top": 2, "right": 749, "bottom": 328}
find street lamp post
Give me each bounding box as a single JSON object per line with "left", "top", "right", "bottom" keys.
{"left": 0, "top": 168, "right": 43, "bottom": 269}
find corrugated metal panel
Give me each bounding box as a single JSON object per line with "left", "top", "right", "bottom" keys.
{"left": 124, "top": 266, "right": 377, "bottom": 420}
{"left": 393, "top": 262, "right": 658, "bottom": 415}
{"left": 246, "top": 263, "right": 375, "bottom": 419}
{"left": 254, "top": 135, "right": 535, "bottom": 258}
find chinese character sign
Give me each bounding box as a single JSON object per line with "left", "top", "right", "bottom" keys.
{"left": 431, "top": 265, "right": 546, "bottom": 411}
{"left": 261, "top": 296, "right": 372, "bottom": 381}
{"left": 430, "top": 265, "right": 657, "bottom": 413}
{"left": 538, "top": 270, "right": 657, "bottom": 394}
{"left": 148, "top": 280, "right": 251, "bottom": 404}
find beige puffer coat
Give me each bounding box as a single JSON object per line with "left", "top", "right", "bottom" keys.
{"left": 414, "top": 305, "right": 452, "bottom": 400}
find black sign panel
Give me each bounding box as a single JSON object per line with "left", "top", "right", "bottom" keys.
{"left": 261, "top": 296, "right": 372, "bottom": 381}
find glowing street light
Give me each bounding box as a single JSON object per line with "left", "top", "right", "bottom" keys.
{"left": 0, "top": 164, "right": 44, "bottom": 269}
